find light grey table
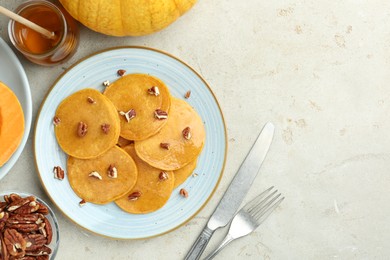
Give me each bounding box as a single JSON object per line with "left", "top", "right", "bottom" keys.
{"left": 1, "top": 0, "right": 390, "bottom": 259}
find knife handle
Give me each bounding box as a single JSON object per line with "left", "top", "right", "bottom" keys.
{"left": 184, "top": 226, "right": 215, "bottom": 260}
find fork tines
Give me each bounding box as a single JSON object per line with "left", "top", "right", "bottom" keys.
{"left": 245, "top": 186, "right": 284, "bottom": 224}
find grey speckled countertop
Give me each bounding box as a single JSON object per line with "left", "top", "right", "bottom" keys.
{"left": 1, "top": 0, "right": 390, "bottom": 259}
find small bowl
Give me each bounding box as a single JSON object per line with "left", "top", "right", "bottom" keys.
{"left": 0, "top": 191, "right": 59, "bottom": 259}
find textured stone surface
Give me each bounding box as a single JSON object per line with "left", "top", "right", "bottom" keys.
{"left": 1, "top": 0, "right": 390, "bottom": 259}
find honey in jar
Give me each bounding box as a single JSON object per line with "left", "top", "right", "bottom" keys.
{"left": 8, "top": 0, "right": 79, "bottom": 66}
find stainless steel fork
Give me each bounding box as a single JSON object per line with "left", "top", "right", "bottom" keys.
{"left": 203, "top": 187, "right": 284, "bottom": 260}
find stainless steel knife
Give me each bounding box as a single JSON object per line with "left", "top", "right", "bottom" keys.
{"left": 184, "top": 122, "right": 275, "bottom": 260}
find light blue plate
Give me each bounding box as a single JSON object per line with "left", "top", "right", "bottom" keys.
{"left": 34, "top": 47, "right": 227, "bottom": 239}
{"left": 0, "top": 38, "right": 32, "bottom": 181}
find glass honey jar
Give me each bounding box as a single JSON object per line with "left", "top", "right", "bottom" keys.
{"left": 8, "top": 0, "right": 79, "bottom": 66}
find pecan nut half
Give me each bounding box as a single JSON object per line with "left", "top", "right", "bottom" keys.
{"left": 25, "top": 245, "right": 51, "bottom": 257}
{"left": 128, "top": 191, "right": 142, "bottom": 201}
{"left": 53, "top": 116, "right": 61, "bottom": 126}
{"left": 147, "top": 86, "right": 160, "bottom": 96}
{"left": 6, "top": 197, "right": 35, "bottom": 212}
{"left": 154, "top": 109, "right": 168, "bottom": 120}
{"left": 88, "top": 171, "right": 102, "bottom": 180}
{"left": 87, "top": 97, "right": 96, "bottom": 104}
{"left": 119, "top": 109, "right": 136, "bottom": 122}
{"left": 23, "top": 233, "right": 47, "bottom": 252}
{"left": 3, "top": 229, "right": 26, "bottom": 257}
{"left": 107, "top": 164, "right": 118, "bottom": 179}
{"left": 160, "top": 143, "right": 170, "bottom": 150}
{"left": 182, "top": 127, "right": 192, "bottom": 140}
{"left": 77, "top": 122, "right": 88, "bottom": 137}
{"left": 4, "top": 194, "right": 22, "bottom": 204}
{"left": 159, "top": 172, "right": 169, "bottom": 181}
{"left": 117, "top": 69, "right": 126, "bottom": 76}
{"left": 179, "top": 188, "right": 189, "bottom": 198}
{"left": 53, "top": 166, "right": 65, "bottom": 180}
{"left": 101, "top": 124, "right": 111, "bottom": 134}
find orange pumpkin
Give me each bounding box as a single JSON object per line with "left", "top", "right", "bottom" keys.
{"left": 0, "top": 82, "right": 25, "bottom": 167}
{"left": 59, "top": 0, "right": 197, "bottom": 36}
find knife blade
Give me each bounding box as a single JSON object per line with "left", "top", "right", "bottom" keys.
{"left": 184, "top": 122, "right": 275, "bottom": 260}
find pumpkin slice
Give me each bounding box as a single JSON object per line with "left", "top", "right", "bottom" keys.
{"left": 135, "top": 97, "right": 205, "bottom": 171}
{"left": 104, "top": 73, "right": 171, "bottom": 141}
{"left": 54, "top": 88, "right": 120, "bottom": 159}
{"left": 173, "top": 159, "right": 197, "bottom": 189}
{"left": 0, "top": 81, "right": 25, "bottom": 167}
{"left": 67, "top": 146, "right": 138, "bottom": 204}
{"left": 115, "top": 144, "right": 174, "bottom": 214}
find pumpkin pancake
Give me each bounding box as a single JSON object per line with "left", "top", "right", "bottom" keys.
{"left": 173, "top": 159, "right": 197, "bottom": 189}
{"left": 104, "top": 73, "right": 171, "bottom": 140}
{"left": 115, "top": 144, "right": 174, "bottom": 214}
{"left": 135, "top": 97, "right": 205, "bottom": 171}
{"left": 67, "top": 146, "right": 138, "bottom": 204}
{"left": 54, "top": 88, "right": 120, "bottom": 159}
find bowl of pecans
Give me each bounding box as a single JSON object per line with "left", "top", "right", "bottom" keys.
{"left": 0, "top": 192, "right": 59, "bottom": 260}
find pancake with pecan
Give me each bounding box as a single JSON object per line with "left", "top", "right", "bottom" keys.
{"left": 104, "top": 73, "right": 171, "bottom": 140}
{"left": 135, "top": 97, "right": 205, "bottom": 171}
{"left": 54, "top": 88, "right": 120, "bottom": 159}
{"left": 67, "top": 146, "right": 137, "bottom": 204}
{"left": 115, "top": 144, "right": 174, "bottom": 214}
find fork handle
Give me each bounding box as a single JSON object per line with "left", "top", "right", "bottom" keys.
{"left": 203, "top": 233, "right": 235, "bottom": 260}
{"left": 184, "top": 226, "right": 215, "bottom": 260}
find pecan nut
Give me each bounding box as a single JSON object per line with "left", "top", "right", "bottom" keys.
{"left": 160, "top": 143, "right": 170, "bottom": 150}
{"left": 128, "top": 191, "right": 142, "bottom": 201}
{"left": 179, "top": 188, "right": 189, "bottom": 198}
{"left": 4, "top": 194, "right": 22, "bottom": 204}
{"left": 117, "top": 69, "right": 126, "bottom": 76}
{"left": 0, "top": 202, "right": 7, "bottom": 212}
{"left": 184, "top": 90, "right": 191, "bottom": 99}
{"left": 119, "top": 109, "right": 136, "bottom": 122}
{"left": 102, "top": 80, "right": 110, "bottom": 87}
{"left": 36, "top": 203, "right": 49, "bottom": 215}
{"left": 154, "top": 109, "right": 168, "bottom": 120}
{"left": 159, "top": 171, "right": 169, "bottom": 181}
{"left": 0, "top": 233, "right": 8, "bottom": 260}
{"left": 53, "top": 166, "right": 65, "bottom": 180}
{"left": 23, "top": 233, "right": 47, "bottom": 252}
{"left": 88, "top": 171, "right": 102, "bottom": 180}
{"left": 101, "top": 123, "right": 111, "bottom": 134}
{"left": 0, "top": 212, "right": 9, "bottom": 232}
{"left": 13, "top": 201, "right": 39, "bottom": 215}
{"left": 3, "top": 229, "right": 26, "bottom": 257}
{"left": 53, "top": 116, "right": 61, "bottom": 126}
{"left": 6, "top": 197, "right": 35, "bottom": 212}
{"left": 40, "top": 218, "right": 52, "bottom": 245}
{"left": 87, "top": 97, "right": 96, "bottom": 104}
{"left": 77, "top": 122, "right": 88, "bottom": 137}
{"left": 79, "top": 199, "right": 86, "bottom": 207}
{"left": 25, "top": 245, "right": 51, "bottom": 257}
{"left": 182, "top": 127, "right": 192, "bottom": 140}
{"left": 147, "top": 86, "right": 160, "bottom": 96}
{"left": 107, "top": 164, "right": 117, "bottom": 179}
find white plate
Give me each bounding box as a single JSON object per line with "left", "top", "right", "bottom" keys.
{"left": 35, "top": 47, "right": 227, "bottom": 239}
{"left": 0, "top": 37, "right": 32, "bottom": 180}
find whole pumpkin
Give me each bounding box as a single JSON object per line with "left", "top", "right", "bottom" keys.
{"left": 59, "top": 0, "right": 197, "bottom": 36}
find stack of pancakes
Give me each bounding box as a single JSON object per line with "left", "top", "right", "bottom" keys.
{"left": 54, "top": 73, "right": 205, "bottom": 214}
